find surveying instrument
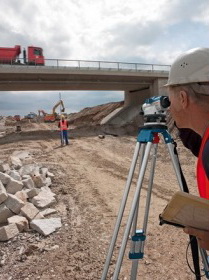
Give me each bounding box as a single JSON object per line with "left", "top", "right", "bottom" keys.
{"left": 101, "top": 96, "right": 209, "bottom": 280}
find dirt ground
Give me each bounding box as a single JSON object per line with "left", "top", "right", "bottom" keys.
{"left": 0, "top": 120, "right": 203, "bottom": 280}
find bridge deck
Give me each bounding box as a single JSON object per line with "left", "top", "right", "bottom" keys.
{"left": 0, "top": 59, "right": 169, "bottom": 91}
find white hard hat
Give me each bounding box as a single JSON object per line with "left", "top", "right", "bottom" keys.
{"left": 164, "top": 48, "right": 209, "bottom": 87}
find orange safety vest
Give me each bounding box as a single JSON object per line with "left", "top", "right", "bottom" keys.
{"left": 59, "top": 120, "right": 68, "bottom": 131}
{"left": 196, "top": 126, "right": 209, "bottom": 199}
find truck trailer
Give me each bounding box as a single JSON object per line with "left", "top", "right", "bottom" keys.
{"left": 0, "top": 45, "right": 45, "bottom": 65}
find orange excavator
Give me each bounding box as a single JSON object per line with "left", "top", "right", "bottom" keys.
{"left": 44, "top": 100, "right": 65, "bottom": 122}
{"left": 38, "top": 110, "right": 47, "bottom": 116}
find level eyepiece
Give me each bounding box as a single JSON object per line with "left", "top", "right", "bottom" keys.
{"left": 160, "top": 96, "right": 170, "bottom": 109}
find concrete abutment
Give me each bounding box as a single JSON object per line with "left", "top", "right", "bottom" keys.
{"left": 100, "top": 78, "right": 168, "bottom": 126}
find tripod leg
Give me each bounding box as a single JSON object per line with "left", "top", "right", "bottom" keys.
{"left": 129, "top": 146, "right": 146, "bottom": 278}
{"left": 166, "top": 142, "right": 185, "bottom": 191}
{"left": 200, "top": 248, "right": 209, "bottom": 278}
{"left": 101, "top": 142, "right": 141, "bottom": 280}
{"left": 112, "top": 142, "right": 153, "bottom": 280}
{"left": 129, "top": 144, "right": 146, "bottom": 245}
{"left": 130, "top": 143, "right": 158, "bottom": 280}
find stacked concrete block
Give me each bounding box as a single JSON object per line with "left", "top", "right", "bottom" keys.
{"left": 30, "top": 218, "right": 62, "bottom": 236}
{"left": 20, "top": 202, "right": 40, "bottom": 221}
{"left": 8, "top": 170, "right": 21, "bottom": 181}
{"left": 0, "top": 204, "right": 13, "bottom": 223}
{"left": 0, "top": 182, "right": 8, "bottom": 204}
{"left": 31, "top": 174, "right": 45, "bottom": 188}
{"left": 0, "top": 163, "right": 10, "bottom": 173}
{"left": 8, "top": 215, "right": 29, "bottom": 232}
{"left": 0, "top": 224, "right": 19, "bottom": 241}
{"left": 0, "top": 172, "right": 11, "bottom": 185}
{"left": 15, "top": 190, "right": 28, "bottom": 203}
{"left": 0, "top": 151, "right": 60, "bottom": 241}
{"left": 31, "top": 191, "right": 56, "bottom": 208}
{"left": 6, "top": 178, "right": 23, "bottom": 194}
{"left": 26, "top": 188, "right": 40, "bottom": 199}
{"left": 5, "top": 194, "right": 25, "bottom": 214}
{"left": 10, "top": 156, "right": 22, "bottom": 169}
{"left": 22, "top": 177, "right": 35, "bottom": 189}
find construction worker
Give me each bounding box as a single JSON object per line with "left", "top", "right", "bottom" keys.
{"left": 58, "top": 115, "right": 69, "bottom": 146}
{"left": 164, "top": 47, "right": 209, "bottom": 250}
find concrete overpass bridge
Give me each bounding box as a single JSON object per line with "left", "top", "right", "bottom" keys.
{"left": 0, "top": 58, "right": 170, "bottom": 125}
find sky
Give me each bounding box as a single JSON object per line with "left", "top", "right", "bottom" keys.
{"left": 0, "top": 0, "right": 209, "bottom": 116}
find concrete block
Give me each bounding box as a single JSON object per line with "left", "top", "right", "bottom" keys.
{"left": 0, "top": 204, "right": 13, "bottom": 224}
{"left": 0, "top": 182, "right": 8, "bottom": 204}
{"left": 19, "top": 164, "right": 40, "bottom": 177}
{"left": 0, "top": 163, "right": 10, "bottom": 173}
{"left": 32, "top": 190, "right": 56, "bottom": 209}
{"left": 8, "top": 170, "right": 21, "bottom": 181}
{"left": 31, "top": 174, "right": 45, "bottom": 188}
{"left": 8, "top": 215, "right": 29, "bottom": 232}
{"left": 34, "top": 212, "right": 44, "bottom": 219}
{"left": 22, "top": 175, "right": 31, "bottom": 179}
{"left": 22, "top": 177, "right": 35, "bottom": 189}
{"left": 47, "top": 171, "right": 55, "bottom": 179}
{"left": 41, "top": 186, "right": 56, "bottom": 196}
{"left": 40, "top": 208, "right": 57, "bottom": 217}
{"left": 10, "top": 156, "right": 22, "bottom": 169}
{"left": 25, "top": 188, "right": 40, "bottom": 199}
{"left": 12, "top": 150, "right": 31, "bottom": 161}
{"left": 0, "top": 172, "right": 11, "bottom": 185}
{"left": 0, "top": 223, "right": 19, "bottom": 241}
{"left": 40, "top": 167, "right": 48, "bottom": 177}
{"left": 6, "top": 178, "right": 23, "bottom": 194}
{"left": 20, "top": 202, "right": 39, "bottom": 221}
{"left": 43, "top": 177, "right": 52, "bottom": 187}
{"left": 30, "top": 218, "right": 62, "bottom": 236}
{"left": 5, "top": 194, "right": 25, "bottom": 214}
{"left": 15, "top": 190, "right": 28, "bottom": 203}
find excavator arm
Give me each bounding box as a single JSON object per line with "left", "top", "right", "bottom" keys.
{"left": 52, "top": 100, "right": 65, "bottom": 114}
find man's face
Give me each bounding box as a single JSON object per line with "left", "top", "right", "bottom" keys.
{"left": 168, "top": 87, "right": 186, "bottom": 128}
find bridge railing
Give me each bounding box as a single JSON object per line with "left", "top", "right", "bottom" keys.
{"left": 1, "top": 57, "right": 170, "bottom": 72}
{"left": 45, "top": 58, "right": 170, "bottom": 72}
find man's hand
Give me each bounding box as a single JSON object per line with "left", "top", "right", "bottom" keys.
{"left": 184, "top": 227, "right": 209, "bottom": 250}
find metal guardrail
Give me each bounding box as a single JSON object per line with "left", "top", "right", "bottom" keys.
{"left": 0, "top": 57, "right": 171, "bottom": 72}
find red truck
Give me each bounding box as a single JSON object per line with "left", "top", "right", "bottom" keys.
{"left": 0, "top": 45, "right": 45, "bottom": 65}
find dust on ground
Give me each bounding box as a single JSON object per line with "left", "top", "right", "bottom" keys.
{"left": 0, "top": 103, "right": 201, "bottom": 280}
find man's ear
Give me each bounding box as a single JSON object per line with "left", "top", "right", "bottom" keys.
{"left": 179, "top": 90, "right": 188, "bottom": 109}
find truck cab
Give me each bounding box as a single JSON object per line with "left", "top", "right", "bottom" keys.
{"left": 27, "top": 46, "right": 45, "bottom": 65}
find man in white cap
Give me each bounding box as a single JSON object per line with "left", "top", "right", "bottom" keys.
{"left": 165, "top": 48, "right": 209, "bottom": 250}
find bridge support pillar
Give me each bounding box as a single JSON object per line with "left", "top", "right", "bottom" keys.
{"left": 124, "top": 87, "right": 150, "bottom": 107}
{"left": 101, "top": 77, "right": 169, "bottom": 128}
{"left": 150, "top": 78, "right": 168, "bottom": 96}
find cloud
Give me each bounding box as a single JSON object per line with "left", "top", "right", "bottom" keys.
{"left": 1, "top": 0, "right": 208, "bottom": 61}
{"left": 0, "top": 0, "right": 209, "bottom": 115}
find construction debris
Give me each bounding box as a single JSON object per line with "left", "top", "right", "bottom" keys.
{"left": 0, "top": 150, "right": 61, "bottom": 241}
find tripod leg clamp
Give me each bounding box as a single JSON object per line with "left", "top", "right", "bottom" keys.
{"left": 129, "top": 230, "right": 146, "bottom": 260}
